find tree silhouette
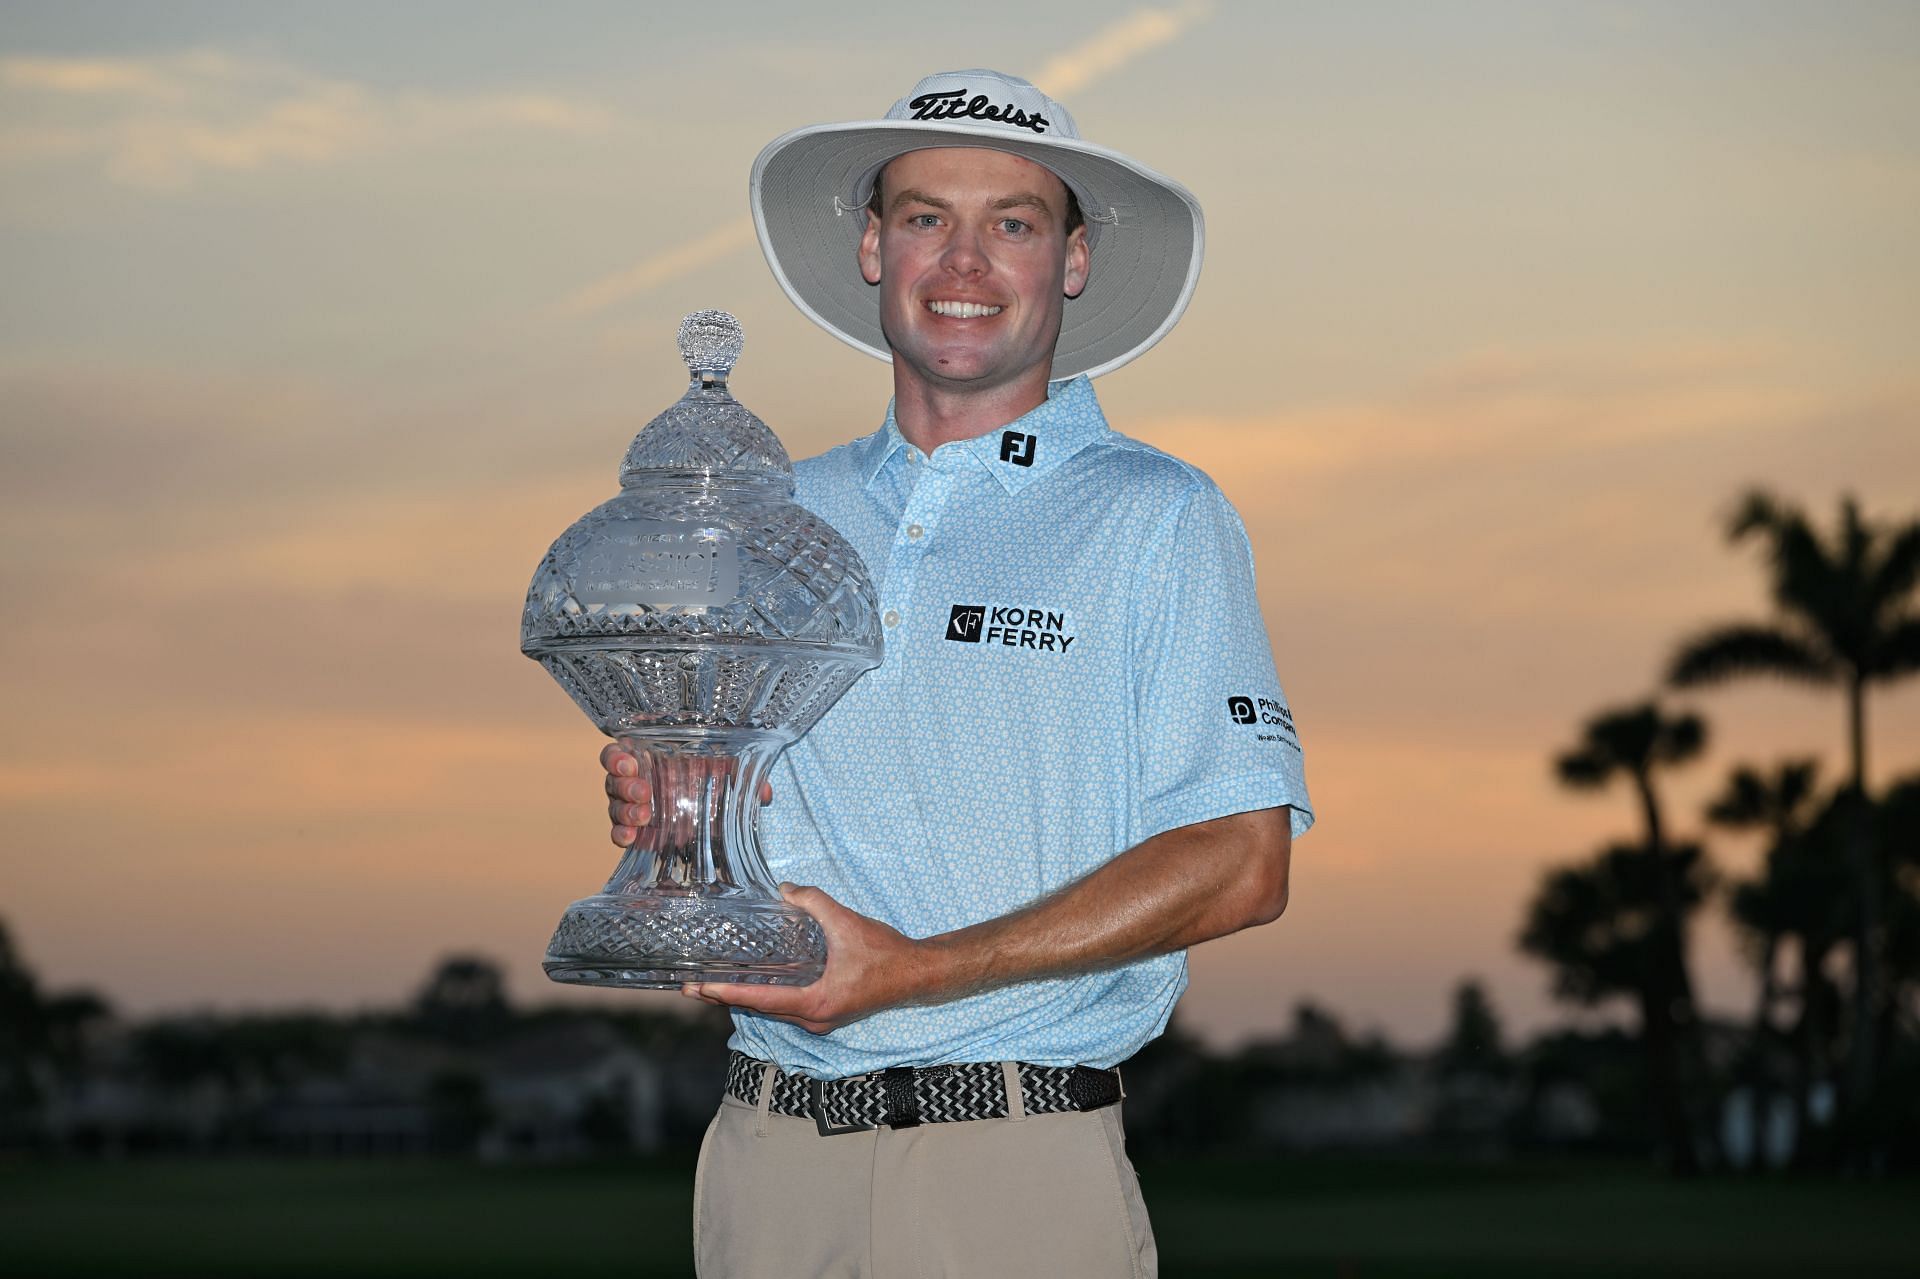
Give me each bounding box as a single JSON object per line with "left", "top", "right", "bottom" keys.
{"left": 0, "top": 921, "right": 45, "bottom": 1129}
{"left": 1, "top": 919, "right": 112, "bottom": 1142}
{"left": 1549, "top": 701, "right": 1709, "bottom": 1172}
{"left": 1707, "top": 759, "right": 1827, "bottom": 1166}
{"left": 413, "top": 955, "right": 510, "bottom": 1044}
{"left": 1710, "top": 761, "right": 1822, "bottom": 1035}
{"left": 1669, "top": 490, "right": 1920, "bottom": 1147}
{"left": 1520, "top": 840, "right": 1713, "bottom": 1173}
{"left": 1432, "top": 979, "right": 1511, "bottom": 1149}
{"left": 1871, "top": 774, "right": 1920, "bottom": 1141}
{"left": 1437, "top": 978, "right": 1506, "bottom": 1076}
{"left": 1520, "top": 844, "right": 1713, "bottom": 1001}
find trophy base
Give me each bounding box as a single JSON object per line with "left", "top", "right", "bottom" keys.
{"left": 542, "top": 890, "right": 826, "bottom": 990}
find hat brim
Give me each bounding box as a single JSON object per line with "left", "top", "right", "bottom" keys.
{"left": 751, "top": 120, "right": 1204, "bottom": 382}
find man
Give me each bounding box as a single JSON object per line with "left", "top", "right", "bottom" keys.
{"left": 603, "top": 70, "right": 1312, "bottom": 1277}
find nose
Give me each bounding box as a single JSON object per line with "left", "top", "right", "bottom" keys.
{"left": 941, "top": 223, "right": 988, "bottom": 278}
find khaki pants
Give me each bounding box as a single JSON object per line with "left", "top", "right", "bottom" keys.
{"left": 693, "top": 1073, "right": 1158, "bottom": 1278}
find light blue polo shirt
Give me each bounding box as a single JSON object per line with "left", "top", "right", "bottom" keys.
{"left": 734, "top": 375, "right": 1312, "bottom": 1078}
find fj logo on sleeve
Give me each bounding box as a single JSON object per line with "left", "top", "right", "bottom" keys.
{"left": 999, "top": 431, "right": 1035, "bottom": 467}
{"left": 946, "top": 605, "right": 986, "bottom": 642}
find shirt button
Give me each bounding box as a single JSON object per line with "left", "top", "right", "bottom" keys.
{"left": 906, "top": 524, "right": 924, "bottom": 539}
{"left": 883, "top": 609, "right": 901, "bottom": 628}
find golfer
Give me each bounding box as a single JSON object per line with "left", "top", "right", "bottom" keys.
{"left": 602, "top": 69, "right": 1313, "bottom": 1277}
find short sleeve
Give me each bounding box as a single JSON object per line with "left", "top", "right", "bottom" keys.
{"left": 1131, "top": 481, "right": 1314, "bottom": 841}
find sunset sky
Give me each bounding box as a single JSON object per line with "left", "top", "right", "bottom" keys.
{"left": 3, "top": 1, "right": 1917, "bottom": 1049}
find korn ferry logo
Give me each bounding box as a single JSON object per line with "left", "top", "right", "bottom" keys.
{"left": 946, "top": 603, "right": 1078, "bottom": 652}
{"left": 946, "top": 604, "right": 986, "bottom": 642}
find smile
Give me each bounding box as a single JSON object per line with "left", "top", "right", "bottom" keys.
{"left": 924, "top": 300, "right": 1004, "bottom": 319}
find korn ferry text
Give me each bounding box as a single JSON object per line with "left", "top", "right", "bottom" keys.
{"left": 984, "top": 606, "right": 1077, "bottom": 652}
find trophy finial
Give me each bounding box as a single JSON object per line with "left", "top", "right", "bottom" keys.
{"left": 678, "top": 309, "right": 743, "bottom": 378}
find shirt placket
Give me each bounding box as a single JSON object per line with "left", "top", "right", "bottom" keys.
{"left": 873, "top": 448, "right": 957, "bottom": 687}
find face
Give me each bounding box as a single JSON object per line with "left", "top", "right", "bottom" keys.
{"left": 858, "top": 147, "right": 1090, "bottom": 397}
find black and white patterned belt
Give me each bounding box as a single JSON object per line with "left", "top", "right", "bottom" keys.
{"left": 725, "top": 1050, "right": 1122, "bottom": 1136}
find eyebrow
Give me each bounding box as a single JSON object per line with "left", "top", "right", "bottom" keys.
{"left": 991, "top": 193, "right": 1057, "bottom": 217}
{"left": 888, "top": 188, "right": 952, "bottom": 213}
{"left": 887, "top": 189, "right": 1058, "bottom": 220}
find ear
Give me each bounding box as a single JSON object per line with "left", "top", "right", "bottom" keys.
{"left": 858, "top": 211, "right": 882, "bottom": 285}
{"left": 1062, "top": 225, "right": 1090, "bottom": 300}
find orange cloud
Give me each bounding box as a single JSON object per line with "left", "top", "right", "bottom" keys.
{"left": 0, "top": 51, "right": 609, "bottom": 189}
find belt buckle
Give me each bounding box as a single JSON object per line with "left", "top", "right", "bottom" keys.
{"left": 809, "top": 1078, "right": 873, "bottom": 1137}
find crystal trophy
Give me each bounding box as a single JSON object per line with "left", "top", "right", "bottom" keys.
{"left": 521, "top": 310, "right": 883, "bottom": 988}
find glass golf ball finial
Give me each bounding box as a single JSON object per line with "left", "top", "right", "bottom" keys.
{"left": 677, "top": 308, "right": 743, "bottom": 379}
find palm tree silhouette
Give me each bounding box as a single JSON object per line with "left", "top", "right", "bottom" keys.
{"left": 1707, "top": 760, "right": 1827, "bottom": 1166}
{"left": 1710, "top": 761, "right": 1822, "bottom": 1034}
{"left": 1551, "top": 701, "right": 1710, "bottom": 1172}
{"left": 1669, "top": 491, "right": 1920, "bottom": 1149}
{"left": 1519, "top": 840, "right": 1712, "bottom": 1173}
{"left": 1867, "top": 774, "right": 1920, "bottom": 1127}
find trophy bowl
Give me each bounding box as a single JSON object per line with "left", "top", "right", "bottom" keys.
{"left": 521, "top": 311, "right": 882, "bottom": 988}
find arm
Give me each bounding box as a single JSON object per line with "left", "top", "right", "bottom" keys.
{"left": 687, "top": 805, "right": 1292, "bottom": 1034}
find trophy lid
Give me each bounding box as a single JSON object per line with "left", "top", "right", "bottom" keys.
{"left": 619, "top": 310, "right": 792, "bottom": 487}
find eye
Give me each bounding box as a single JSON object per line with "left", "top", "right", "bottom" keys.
{"left": 999, "top": 218, "right": 1031, "bottom": 234}
{"left": 907, "top": 213, "right": 941, "bottom": 229}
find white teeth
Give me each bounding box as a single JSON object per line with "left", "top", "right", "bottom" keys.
{"left": 926, "top": 300, "right": 1003, "bottom": 318}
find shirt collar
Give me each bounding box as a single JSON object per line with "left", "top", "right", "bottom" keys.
{"left": 857, "top": 411, "right": 912, "bottom": 489}
{"left": 860, "top": 376, "right": 1111, "bottom": 494}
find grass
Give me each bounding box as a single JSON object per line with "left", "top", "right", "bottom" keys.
{"left": 1, "top": 1153, "right": 1915, "bottom": 1276}
{"left": 1142, "top": 1155, "right": 1920, "bottom": 1276}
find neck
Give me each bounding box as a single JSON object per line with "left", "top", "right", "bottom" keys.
{"left": 891, "top": 366, "right": 1052, "bottom": 453}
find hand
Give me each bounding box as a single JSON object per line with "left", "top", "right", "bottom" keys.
{"left": 602, "top": 743, "right": 654, "bottom": 849}
{"left": 602, "top": 742, "right": 775, "bottom": 849}
{"left": 682, "top": 884, "right": 936, "bottom": 1034}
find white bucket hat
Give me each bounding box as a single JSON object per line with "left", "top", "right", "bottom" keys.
{"left": 750, "top": 69, "right": 1205, "bottom": 382}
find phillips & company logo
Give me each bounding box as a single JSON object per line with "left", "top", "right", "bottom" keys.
{"left": 1229, "top": 693, "right": 1298, "bottom": 744}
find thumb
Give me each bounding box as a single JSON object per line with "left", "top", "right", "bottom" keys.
{"left": 779, "top": 882, "right": 838, "bottom": 918}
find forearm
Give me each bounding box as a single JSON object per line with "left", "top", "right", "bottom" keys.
{"left": 910, "top": 806, "right": 1293, "bottom": 1003}
{"left": 684, "top": 805, "right": 1293, "bottom": 1033}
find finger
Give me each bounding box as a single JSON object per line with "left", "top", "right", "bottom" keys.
{"left": 682, "top": 985, "right": 828, "bottom": 1032}
{"left": 778, "top": 883, "right": 839, "bottom": 919}
{"left": 603, "top": 775, "right": 653, "bottom": 806}
{"left": 600, "top": 742, "right": 640, "bottom": 777}
{"left": 760, "top": 780, "right": 774, "bottom": 806}
{"left": 605, "top": 800, "right": 649, "bottom": 828}
{"left": 688, "top": 979, "right": 815, "bottom": 1018}
{"left": 610, "top": 823, "right": 637, "bottom": 849}
{"left": 606, "top": 783, "right": 652, "bottom": 821}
